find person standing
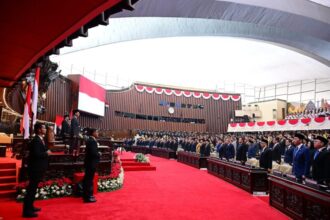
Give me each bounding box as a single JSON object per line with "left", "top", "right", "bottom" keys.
{"left": 292, "top": 133, "right": 310, "bottom": 181}
{"left": 70, "top": 110, "right": 80, "bottom": 156}
{"left": 83, "top": 128, "right": 101, "bottom": 203}
{"left": 236, "top": 137, "right": 248, "bottom": 164}
{"left": 312, "top": 136, "right": 330, "bottom": 185}
{"left": 259, "top": 137, "right": 272, "bottom": 172}
{"left": 23, "top": 123, "right": 51, "bottom": 218}
{"left": 60, "top": 114, "right": 70, "bottom": 145}
{"left": 272, "top": 137, "right": 282, "bottom": 164}
{"left": 284, "top": 139, "right": 295, "bottom": 165}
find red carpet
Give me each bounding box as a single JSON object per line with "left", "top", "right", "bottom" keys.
{"left": 121, "top": 154, "right": 157, "bottom": 172}
{"left": 0, "top": 152, "right": 289, "bottom": 220}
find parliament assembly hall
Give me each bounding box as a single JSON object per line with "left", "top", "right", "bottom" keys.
{"left": 0, "top": 0, "right": 330, "bottom": 219}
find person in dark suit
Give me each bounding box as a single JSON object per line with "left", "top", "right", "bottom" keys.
{"left": 284, "top": 139, "right": 295, "bottom": 165}
{"left": 236, "top": 137, "right": 248, "bottom": 163}
{"left": 60, "top": 114, "right": 70, "bottom": 144}
{"left": 292, "top": 133, "right": 310, "bottom": 181}
{"left": 23, "top": 123, "right": 51, "bottom": 218}
{"left": 83, "top": 128, "right": 101, "bottom": 203}
{"left": 70, "top": 109, "right": 80, "bottom": 156}
{"left": 247, "top": 139, "right": 258, "bottom": 158}
{"left": 272, "top": 137, "right": 282, "bottom": 164}
{"left": 218, "top": 140, "right": 227, "bottom": 159}
{"left": 312, "top": 136, "right": 330, "bottom": 185}
{"left": 259, "top": 137, "right": 272, "bottom": 171}
{"left": 204, "top": 140, "right": 211, "bottom": 157}
{"left": 225, "top": 139, "right": 235, "bottom": 160}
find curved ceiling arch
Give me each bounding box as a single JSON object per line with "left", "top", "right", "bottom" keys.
{"left": 60, "top": 17, "right": 330, "bottom": 66}
{"left": 61, "top": 0, "right": 330, "bottom": 66}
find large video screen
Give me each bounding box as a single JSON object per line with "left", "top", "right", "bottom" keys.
{"left": 78, "top": 75, "right": 105, "bottom": 116}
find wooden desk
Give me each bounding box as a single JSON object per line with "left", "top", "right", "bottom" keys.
{"left": 268, "top": 174, "right": 330, "bottom": 219}
{"left": 131, "top": 146, "right": 151, "bottom": 155}
{"left": 207, "top": 158, "right": 268, "bottom": 194}
{"left": 20, "top": 153, "right": 112, "bottom": 181}
{"left": 177, "top": 151, "right": 208, "bottom": 169}
{"left": 151, "top": 148, "right": 176, "bottom": 159}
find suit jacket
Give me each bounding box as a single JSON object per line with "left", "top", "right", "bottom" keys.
{"left": 236, "top": 143, "right": 248, "bottom": 162}
{"left": 225, "top": 144, "right": 235, "bottom": 160}
{"left": 70, "top": 116, "right": 80, "bottom": 137}
{"left": 259, "top": 147, "right": 272, "bottom": 170}
{"left": 84, "top": 137, "right": 100, "bottom": 170}
{"left": 61, "top": 120, "right": 70, "bottom": 137}
{"left": 218, "top": 144, "right": 227, "bottom": 159}
{"left": 272, "top": 143, "right": 282, "bottom": 164}
{"left": 247, "top": 143, "right": 258, "bottom": 158}
{"left": 312, "top": 148, "right": 330, "bottom": 184}
{"left": 284, "top": 145, "right": 295, "bottom": 165}
{"left": 205, "top": 144, "right": 211, "bottom": 157}
{"left": 27, "top": 135, "right": 48, "bottom": 172}
{"left": 292, "top": 145, "right": 310, "bottom": 178}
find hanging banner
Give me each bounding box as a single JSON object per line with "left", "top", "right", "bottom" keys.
{"left": 228, "top": 117, "right": 330, "bottom": 132}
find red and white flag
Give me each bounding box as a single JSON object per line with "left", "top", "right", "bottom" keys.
{"left": 32, "top": 67, "right": 40, "bottom": 125}
{"left": 22, "top": 83, "right": 32, "bottom": 139}
{"left": 78, "top": 75, "right": 105, "bottom": 116}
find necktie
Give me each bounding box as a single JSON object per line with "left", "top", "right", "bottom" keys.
{"left": 314, "top": 150, "right": 319, "bottom": 160}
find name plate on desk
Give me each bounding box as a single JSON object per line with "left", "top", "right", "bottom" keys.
{"left": 286, "top": 174, "right": 296, "bottom": 182}
{"left": 304, "top": 178, "right": 318, "bottom": 188}
{"left": 273, "top": 170, "right": 283, "bottom": 177}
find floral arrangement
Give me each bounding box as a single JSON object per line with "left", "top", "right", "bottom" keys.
{"left": 134, "top": 153, "right": 149, "bottom": 163}
{"left": 98, "top": 167, "right": 124, "bottom": 192}
{"left": 16, "top": 177, "right": 73, "bottom": 202}
{"left": 98, "top": 151, "right": 124, "bottom": 192}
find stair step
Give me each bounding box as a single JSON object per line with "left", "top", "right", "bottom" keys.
{"left": 0, "top": 163, "right": 16, "bottom": 169}
{"left": 0, "top": 176, "right": 16, "bottom": 184}
{"left": 0, "top": 183, "right": 16, "bottom": 191}
{"left": 122, "top": 162, "right": 150, "bottom": 166}
{"left": 0, "top": 169, "right": 16, "bottom": 176}
{"left": 123, "top": 166, "right": 156, "bottom": 171}
{"left": 0, "top": 190, "right": 16, "bottom": 198}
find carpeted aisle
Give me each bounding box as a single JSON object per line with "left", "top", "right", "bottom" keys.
{"left": 0, "top": 152, "right": 289, "bottom": 220}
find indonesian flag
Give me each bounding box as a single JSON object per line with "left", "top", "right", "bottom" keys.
{"left": 32, "top": 67, "right": 40, "bottom": 125}
{"left": 78, "top": 75, "right": 105, "bottom": 116}
{"left": 22, "top": 83, "right": 32, "bottom": 139}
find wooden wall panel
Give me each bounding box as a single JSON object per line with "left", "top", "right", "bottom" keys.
{"left": 5, "top": 78, "right": 241, "bottom": 133}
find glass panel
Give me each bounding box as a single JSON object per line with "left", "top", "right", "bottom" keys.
{"left": 302, "top": 83, "right": 315, "bottom": 92}
{"left": 288, "top": 85, "right": 300, "bottom": 94}
{"left": 316, "top": 78, "right": 330, "bottom": 83}
{"left": 276, "top": 87, "right": 287, "bottom": 95}
{"left": 276, "top": 83, "right": 287, "bottom": 88}
{"left": 301, "top": 91, "right": 315, "bottom": 102}
{"left": 265, "top": 89, "right": 275, "bottom": 97}
{"left": 316, "top": 81, "right": 330, "bottom": 92}
{"left": 288, "top": 94, "right": 300, "bottom": 102}
{"left": 276, "top": 95, "right": 287, "bottom": 101}
{"left": 302, "top": 79, "right": 315, "bottom": 84}
{"left": 265, "top": 85, "right": 275, "bottom": 90}
{"left": 289, "top": 81, "right": 301, "bottom": 86}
